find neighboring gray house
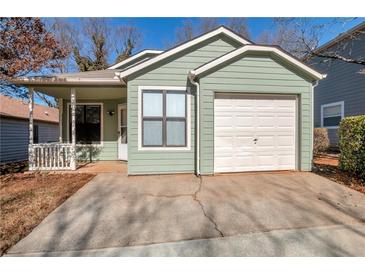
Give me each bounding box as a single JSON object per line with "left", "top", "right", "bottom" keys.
{"left": 0, "top": 94, "right": 59, "bottom": 164}
{"left": 12, "top": 26, "right": 325, "bottom": 174}
{"left": 306, "top": 22, "right": 365, "bottom": 146}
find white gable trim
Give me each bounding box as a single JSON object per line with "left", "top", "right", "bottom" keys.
{"left": 108, "top": 50, "right": 163, "bottom": 70}
{"left": 190, "top": 45, "right": 326, "bottom": 80}
{"left": 116, "top": 26, "right": 251, "bottom": 79}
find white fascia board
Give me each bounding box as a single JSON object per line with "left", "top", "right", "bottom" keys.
{"left": 116, "top": 27, "right": 252, "bottom": 79}
{"left": 190, "top": 45, "right": 326, "bottom": 80}
{"left": 108, "top": 50, "right": 163, "bottom": 70}
{"left": 11, "top": 77, "right": 124, "bottom": 86}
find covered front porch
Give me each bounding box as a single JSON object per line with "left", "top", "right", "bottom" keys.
{"left": 16, "top": 71, "right": 127, "bottom": 171}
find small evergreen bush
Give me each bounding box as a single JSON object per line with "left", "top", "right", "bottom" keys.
{"left": 339, "top": 115, "right": 365, "bottom": 178}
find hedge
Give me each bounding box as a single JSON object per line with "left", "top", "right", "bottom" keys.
{"left": 313, "top": 128, "right": 330, "bottom": 154}
{"left": 338, "top": 115, "right": 365, "bottom": 178}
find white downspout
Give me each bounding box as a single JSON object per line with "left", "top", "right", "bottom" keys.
{"left": 311, "top": 80, "right": 319, "bottom": 170}
{"left": 189, "top": 74, "right": 200, "bottom": 176}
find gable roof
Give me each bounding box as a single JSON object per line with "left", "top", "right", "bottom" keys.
{"left": 190, "top": 44, "right": 326, "bottom": 81}
{"left": 0, "top": 94, "right": 59, "bottom": 123}
{"left": 108, "top": 49, "right": 163, "bottom": 70}
{"left": 116, "top": 26, "right": 252, "bottom": 80}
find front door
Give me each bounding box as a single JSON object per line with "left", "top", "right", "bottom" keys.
{"left": 118, "top": 104, "right": 128, "bottom": 160}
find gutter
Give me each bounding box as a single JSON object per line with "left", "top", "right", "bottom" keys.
{"left": 11, "top": 77, "right": 125, "bottom": 86}
{"left": 188, "top": 73, "right": 200, "bottom": 176}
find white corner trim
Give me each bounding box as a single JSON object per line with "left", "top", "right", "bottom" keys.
{"left": 66, "top": 102, "right": 104, "bottom": 146}
{"left": 117, "top": 26, "right": 251, "bottom": 79}
{"left": 108, "top": 50, "right": 163, "bottom": 70}
{"left": 320, "top": 101, "right": 345, "bottom": 129}
{"left": 190, "top": 45, "right": 326, "bottom": 80}
{"left": 137, "top": 86, "right": 191, "bottom": 151}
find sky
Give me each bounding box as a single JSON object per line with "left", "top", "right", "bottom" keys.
{"left": 63, "top": 17, "right": 365, "bottom": 54}
{"left": 34, "top": 17, "right": 364, "bottom": 105}
{"left": 106, "top": 17, "right": 364, "bottom": 51}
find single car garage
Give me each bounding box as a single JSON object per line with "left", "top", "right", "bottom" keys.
{"left": 214, "top": 94, "right": 297, "bottom": 173}
{"left": 191, "top": 44, "right": 325, "bottom": 175}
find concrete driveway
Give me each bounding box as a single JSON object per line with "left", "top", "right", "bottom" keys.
{"left": 7, "top": 171, "right": 365, "bottom": 256}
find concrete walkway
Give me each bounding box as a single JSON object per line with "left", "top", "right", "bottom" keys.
{"left": 7, "top": 172, "right": 365, "bottom": 256}
{"left": 9, "top": 224, "right": 365, "bottom": 256}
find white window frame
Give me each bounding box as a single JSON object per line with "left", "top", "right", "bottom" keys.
{"left": 66, "top": 102, "right": 104, "bottom": 146}
{"left": 138, "top": 86, "right": 191, "bottom": 151}
{"left": 320, "top": 101, "right": 344, "bottom": 129}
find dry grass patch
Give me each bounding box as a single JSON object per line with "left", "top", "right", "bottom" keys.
{"left": 0, "top": 172, "right": 95, "bottom": 255}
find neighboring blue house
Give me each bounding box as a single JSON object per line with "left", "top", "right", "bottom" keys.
{"left": 306, "top": 21, "right": 365, "bottom": 146}
{"left": 0, "top": 94, "right": 59, "bottom": 164}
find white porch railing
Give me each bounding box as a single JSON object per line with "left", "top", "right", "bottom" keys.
{"left": 29, "top": 143, "right": 74, "bottom": 171}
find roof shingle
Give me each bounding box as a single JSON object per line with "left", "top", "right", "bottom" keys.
{"left": 0, "top": 94, "right": 59, "bottom": 123}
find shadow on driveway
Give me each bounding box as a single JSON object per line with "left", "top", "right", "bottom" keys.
{"left": 7, "top": 171, "right": 365, "bottom": 256}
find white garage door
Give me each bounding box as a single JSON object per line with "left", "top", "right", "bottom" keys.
{"left": 214, "top": 94, "right": 297, "bottom": 173}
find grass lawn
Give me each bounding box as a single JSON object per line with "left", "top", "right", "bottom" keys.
{"left": 0, "top": 172, "right": 95, "bottom": 255}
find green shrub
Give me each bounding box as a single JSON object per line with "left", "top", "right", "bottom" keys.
{"left": 339, "top": 115, "right": 365, "bottom": 178}
{"left": 313, "top": 128, "right": 330, "bottom": 154}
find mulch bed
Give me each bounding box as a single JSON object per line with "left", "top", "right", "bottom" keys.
{"left": 0, "top": 172, "right": 95, "bottom": 256}
{"left": 313, "top": 153, "right": 339, "bottom": 167}
{"left": 313, "top": 163, "right": 365, "bottom": 195}
{"left": 0, "top": 161, "right": 28, "bottom": 175}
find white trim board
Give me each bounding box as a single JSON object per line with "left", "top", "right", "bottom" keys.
{"left": 66, "top": 102, "right": 104, "bottom": 146}
{"left": 118, "top": 103, "right": 128, "bottom": 160}
{"left": 320, "top": 101, "right": 344, "bottom": 129}
{"left": 108, "top": 50, "right": 163, "bottom": 70}
{"left": 190, "top": 45, "right": 326, "bottom": 80}
{"left": 116, "top": 26, "right": 251, "bottom": 79}
{"left": 137, "top": 86, "right": 192, "bottom": 151}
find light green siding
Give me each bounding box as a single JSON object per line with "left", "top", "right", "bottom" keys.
{"left": 127, "top": 35, "right": 241, "bottom": 174}
{"left": 62, "top": 98, "right": 125, "bottom": 161}
{"left": 199, "top": 54, "right": 314, "bottom": 174}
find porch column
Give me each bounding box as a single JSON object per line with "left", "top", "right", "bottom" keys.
{"left": 70, "top": 88, "right": 76, "bottom": 170}
{"left": 28, "top": 87, "right": 34, "bottom": 170}
{"left": 58, "top": 98, "right": 63, "bottom": 142}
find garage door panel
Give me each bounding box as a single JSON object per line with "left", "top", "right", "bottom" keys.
{"left": 277, "top": 135, "right": 295, "bottom": 146}
{"left": 235, "top": 117, "right": 254, "bottom": 127}
{"left": 256, "top": 116, "right": 276, "bottom": 127}
{"left": 256, "top": 136, "right": 276, "bottom": 147}
{"left": 256, "top": 155, "right": 277, "bottom": 167}
{"left": 214, "top": 94, "right": 296, "bottom": 173}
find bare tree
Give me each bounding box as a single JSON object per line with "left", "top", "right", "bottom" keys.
{"left": 73, "top": 18, "right": 110, "bottom": 71}
{"left": 256, "top": 30, "right": 271, "bottom": 45}
{"left": 114, "top": 25, "right": 142, "bottom": 63}
{"left": 47, "top": 18, "right": 78, "bottom": 73}
{"left": 173, "top": 18, "right": 220, "bottom": 45}
{"left": 227, "top": 18, "right": 250, "bottom": 39}
{"left": 50, "top": 18, "right": 142, "bottom": 72}
{"left": 269, "top": 18, "right": 365, "bottom": 67}
{"left": 175, "top": 20, "right": 194, "bottom": 45}
{"left": 173, "top": 17, "right": 251, "bottom": 46}
{"left": 200, "top": 18, "right": 220, "bottom": 33}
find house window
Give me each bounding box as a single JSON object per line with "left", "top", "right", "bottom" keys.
{"left": 142, "top": 90, "right": 187, "bottom": 147}
{"left": 69, "top": 104, "right": 101, "bottom": 144}
{"left": 33, "top": 125, "right": 39, "bottom": 144}
{"left": 321, "top": 101, "right": 344, "bottom": 128}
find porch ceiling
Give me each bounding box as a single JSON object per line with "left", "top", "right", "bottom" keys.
{"left": 33, "top": 86, "right": 127, "bottom": 100}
